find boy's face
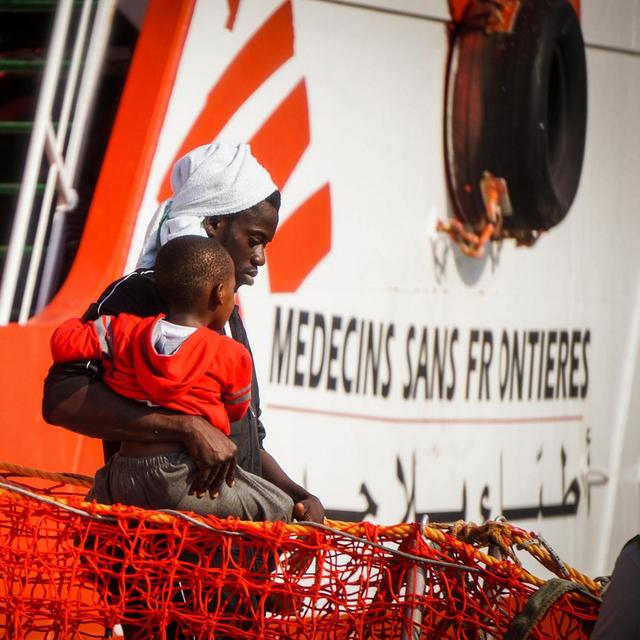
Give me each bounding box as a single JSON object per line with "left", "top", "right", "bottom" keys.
{"left": 206, "top": 273, "right": 237, "bottom": 332}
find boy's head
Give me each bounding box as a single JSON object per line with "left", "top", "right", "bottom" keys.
{"left": 155, "top": 236, "right": 235, "bottom": 329}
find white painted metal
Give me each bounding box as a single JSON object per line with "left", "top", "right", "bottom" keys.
{"left": 595, "top": 279, "right": 640, "bottom": 572}
{"left": 1, "top": 0, "right": 628, "bottom": 578}
{"left": 18, "top": 0, "right": 94, "bottom": 324}
{"left": 309, "top": 0, "right": 450, "bottom": 21}
{"left": 401, "top": 515, "right": 429, "bottom": 640}
{"left": 119, "top": 0, "right": 640, "bottom": 579}
{"left": 44, "top": 125, "right": 79, "bottom": 219}
{"left": 0, "top": 0, "right": 74, "bottom": 325}
{"left": 581, "top": 0, "right": 640, "bottom": 53}
{"left": 36, "top": 0, "right": 119, "bottom": 315}
{"left": 65, "top": 0, "right": 118, "bottom": 190}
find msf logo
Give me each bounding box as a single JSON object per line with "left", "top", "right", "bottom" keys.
{"left": 158, "top": 0, "right": 332, "bottom": 293}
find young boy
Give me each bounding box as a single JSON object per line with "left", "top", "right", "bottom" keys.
{"left": 51, "top": 236, "right": 293, "bottom": 522}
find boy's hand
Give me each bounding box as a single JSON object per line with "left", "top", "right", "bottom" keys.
{"left": 181, "top": 415, "right": 237, "bottom": 498}
{"left": 293, "top": 494, "right": 325, "bottom": 523}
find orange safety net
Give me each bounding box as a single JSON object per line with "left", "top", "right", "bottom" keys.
{"left": 0, "top": 469, "right": 600, "bottom": 639}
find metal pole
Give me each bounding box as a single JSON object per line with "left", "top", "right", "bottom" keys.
{"left": 35, "top": 0, "right": 118, "bottom": 313}
{"left": 18, "top": 0, "right": 94, "bottom": 323}
{"left": 0, "top": 0, "right": 74, "bottom": 325}
{"left": 401, "top": 516, "right": 429, "bottom": 640}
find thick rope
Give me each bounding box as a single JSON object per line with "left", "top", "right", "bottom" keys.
{"left": 0, "top": 471, "right": 601, "bottom": 638}
{"left": 0, "top": 462, "right": 599, "bottom": 594}
{"left": 0, "top": 460, "right": 93, "bottom": 487}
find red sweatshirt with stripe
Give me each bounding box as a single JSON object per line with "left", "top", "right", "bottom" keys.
{"left": 50, "top": 314, "right": 252, "bottom": 435}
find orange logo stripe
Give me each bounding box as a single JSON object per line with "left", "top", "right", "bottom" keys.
{"left": 267, "top": 184, "right": 332, "bottom": 293}
{"left": 226, "top": 0, "right": 241, "bottom": 30}
{"left": 250, "top": 79, "right": 309, "bottom": 191}
{"left": 158, "top": 1, "right": 295, "bottom": 200}
{"left": 158, "top": 0, "right": 332, "bottom": 293}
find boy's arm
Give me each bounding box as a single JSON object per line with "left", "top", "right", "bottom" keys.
{"left": 260, "top": 450, "right": 325, "bottom": 523}
{"left": 50, "top": 318, "right": 109, "bottom": 362}
{"left": 220, "top": 342, "right": 253, "bottom": 423}
{"left": 42, "top": 366, "right": 238, "bottom": 497}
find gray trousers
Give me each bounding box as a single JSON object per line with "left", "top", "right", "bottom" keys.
{"left": 88, "top": 451, "right": 294, "bottom": 522}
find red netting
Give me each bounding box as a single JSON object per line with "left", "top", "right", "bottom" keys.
{"left": 0, "top": 471, "right": 599, "bottom": 639}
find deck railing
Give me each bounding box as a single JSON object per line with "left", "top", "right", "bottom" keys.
{"left": 0, "top": 0, "right": 117, "bottom": 326}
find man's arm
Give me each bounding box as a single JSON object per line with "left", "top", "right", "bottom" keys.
{"left": 226, "top": 307, "right": 324, "bottom": 519}
{"left": 259, "top": 449, "right": 325, "bottom": 523}
{"left": 43, "top": 367, "right": 237, "bottom": 497}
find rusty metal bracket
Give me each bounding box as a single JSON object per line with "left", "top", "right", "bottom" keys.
{"left": 486, "top": 0, "right": 521, "bottom": 34}
{"left": 437, "top": 171, "right": 512, "bottom": 258}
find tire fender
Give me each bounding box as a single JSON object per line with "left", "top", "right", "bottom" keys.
{"left": 445, "top": 0, "right": 587, "bottom": 232}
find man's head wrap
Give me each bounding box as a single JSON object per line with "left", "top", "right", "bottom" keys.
{"left": 137, "top": 141, "right": 277, "bottom": 268}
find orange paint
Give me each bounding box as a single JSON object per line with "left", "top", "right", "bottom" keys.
{"left": 448, "top": 0, "right": 470, "bottom": 22}
{"left": 226, "top": 0, "right": 241, "bottom": 30}
{"left": 267, "top": 184, "right": 332, "bottom": 293}
{"left": 156, "top": 0, "right": 332, "bottom": 294}
{"left": 250, "top": 79, "right": 310, "bottom": 190}
{"left": 158, "top": 1, "right": 295, "bottom": 201}
{"left": 0, "top": 0, "right": 330, "bottom": 473}
{"left": 448, "top": 0, "right": 580, "bottom": 21}
{"left": 0, "top": 324, "right": 98, "bottom": 471}
{"left": 0, "top": 0, "right": 196, "bottom": 474}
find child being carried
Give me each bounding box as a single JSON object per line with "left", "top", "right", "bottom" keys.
{"left": 51, "top": 236, "right": 293, "bottom": 522}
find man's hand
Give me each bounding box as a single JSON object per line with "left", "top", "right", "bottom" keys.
{"left": 43, "top": 369, "right": 237, "bottom": 500}
{"left": 293, "top": 494, "right": 325, "bottom": 523}
{"left": 260, "top": 449, "right": 326, "bottom": 523}
{"left": 181, "top": 415, "right": 237, "bottom": 499}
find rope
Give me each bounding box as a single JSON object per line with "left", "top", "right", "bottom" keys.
{"left": 0, "top": 470, "right": 601, "bottom": 638}
{"left": 0, "top": 461, "right": 599, "bottom": 592}
{"left": 0, "top": 460, "right": 93, "bottom": 487}
{"left": 0, "top": 480, "right": 477, "bottom": 573}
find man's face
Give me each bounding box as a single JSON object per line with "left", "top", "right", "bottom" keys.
{"left": 206, "top": 200, "right": 279, "bottom": 290}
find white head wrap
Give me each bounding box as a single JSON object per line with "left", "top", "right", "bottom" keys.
{"left": 136, "top": 141, "right": 277, "bottom": 268}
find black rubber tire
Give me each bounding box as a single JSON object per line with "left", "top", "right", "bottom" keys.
{"left": 445, "top": 0, "right": 587, "bottom": 232}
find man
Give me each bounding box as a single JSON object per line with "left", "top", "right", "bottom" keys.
{"left": 42, "top": 140, "right": 324, "bottom": 523}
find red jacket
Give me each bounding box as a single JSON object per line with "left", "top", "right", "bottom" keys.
{"left": 51, "top": 314, "right": 252, "bottom": 435}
